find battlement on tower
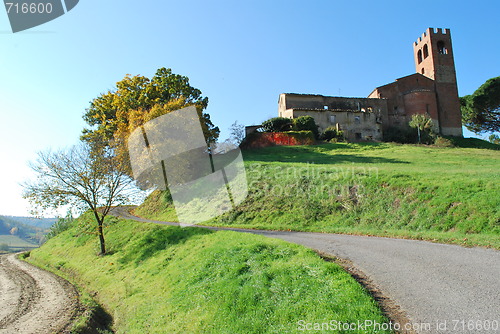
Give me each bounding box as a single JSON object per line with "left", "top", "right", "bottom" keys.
{"left": 414, "top": 28, "right": 451, "bottom": 46}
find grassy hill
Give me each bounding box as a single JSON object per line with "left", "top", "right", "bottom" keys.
{"left": 135, "top": 142, "right": 500, "bottom": 249}
{"left": 27, "top": 214, "right": 391, "bottom": 333}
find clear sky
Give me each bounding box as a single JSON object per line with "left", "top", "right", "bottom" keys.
{"left": 1, "top": 0, "right": 499, "bottom": 216}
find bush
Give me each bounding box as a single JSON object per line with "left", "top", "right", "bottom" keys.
{"left": 321, "top": 126, "right": 344, "bottom": 141}
{"left": 261, "top": 117, "right": 293, "bottom": 132}
{"left": 443, "top": 136, "right": 500, "bottom": 150}
{"left": 293, "top": 116, "right": 319, "bottom": 138}
{"left": 241, "top": 131, "right": 315, "bottom": 148}
{"left": 433, "top": 136, "right": 451, "bottom": 147}
{"left": 434, "top": 136, "right": 455, "bottom": 147}
{"left": 46, "top": 214, "right": 75, "bottom": 240}
{"left": 383, "top": 126, "right": 418, "bottom": 144}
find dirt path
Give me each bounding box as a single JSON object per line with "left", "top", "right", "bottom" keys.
{"left": 0, "top": 253, "right": 79, "bottom": 334}
{"left": 112, "top": 206, "right": 500, "bottom": 334}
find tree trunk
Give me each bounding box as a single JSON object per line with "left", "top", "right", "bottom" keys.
{"left": 97, "top": 219, "right": 106, "bottom": 255}
{"left": 417, "top": 128, "right": 421, "bottom": 144}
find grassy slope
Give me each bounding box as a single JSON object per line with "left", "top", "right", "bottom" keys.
{"left": 136, "top": 142, "right": 500, "bottom": 249}
{"left": 28, "top": 214, "right": 391, "bottom": 334}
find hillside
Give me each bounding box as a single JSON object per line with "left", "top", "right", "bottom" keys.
{"left": 135, "top": 142, "right": 500, "bottom": 249}
{"left": 27, "top": 214, "right": 392, "bottom": 333}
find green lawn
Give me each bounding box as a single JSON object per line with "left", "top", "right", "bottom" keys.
{"left": 27, "top": 215, "right": 392, "bottom": 333}
{"left": 136, "top": 142, "right": 500, "bottom": 249}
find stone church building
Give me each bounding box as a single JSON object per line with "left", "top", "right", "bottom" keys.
{"left": 278, "top": 28, "right": 463, "bottom": 141}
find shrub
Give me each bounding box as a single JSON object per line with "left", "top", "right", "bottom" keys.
{"left": 383, "top": 126, "right": 418, "bottom": 144}
{"left": 321, "top": 126, "right": 344, "bottom": 141}
{"left": 46, "top": 214, "right": 75, "bottom": 240}
{"left": 434, "top": 136, "right": 455, "bottom": 147}
{"left": 241, "top": 131, "right": 315, "bottom": 148}
{"left": 293, "top": 116, "right": 319, "bottom": 138}
{"left": 261, "top": 117, "right": 293, "bottom": 132}
{"left": 442, "top": 136, "right": 500, "bottom": 150}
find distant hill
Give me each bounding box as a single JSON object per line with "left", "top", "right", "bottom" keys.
{"left": 0, "top": 215, "right": 54, "bottom": 250}
{"left": 4, "top": 216, "right": 56, "bottom": 229}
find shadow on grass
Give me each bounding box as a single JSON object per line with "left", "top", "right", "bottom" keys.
{"left": 119, "top": 226, "right": 213, "bottom": 265}
{"left": 243, "top": 143, "right": 410, "bottom": 165}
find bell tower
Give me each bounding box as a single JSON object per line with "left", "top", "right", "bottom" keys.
{"left": 413, "top": 28, "right": 463, "bottom": 136}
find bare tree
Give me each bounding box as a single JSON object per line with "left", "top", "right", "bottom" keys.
{"left": 23, "top": 141, "right": 137, "bottom": 255}
{"left": 229, "top": 121, "right": 245, "bottom": 146}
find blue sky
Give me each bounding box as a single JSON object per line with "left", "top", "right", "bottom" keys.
{"left": 1, "top": 0, "right": 499, "bottom": 216}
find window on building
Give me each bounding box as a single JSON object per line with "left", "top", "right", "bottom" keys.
{"left": 417, "top": 50, "right": 423, "bottom": 64}
{"left": 354, "top": 116, "right": 361, "bottom": 124}
{"left": 437, "top": 41, "right": 448, "bottom": 54}
{"left": 423, "top": 44, "right": 429, "bottom": 58}
{"left": 330, "top": 115, "right": 336, "bottom": 124}
{"left": 421, "top": 68, "right": 425, "bottom": 74}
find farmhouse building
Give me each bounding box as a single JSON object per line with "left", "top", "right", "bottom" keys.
{"left": 278, "top": 28, "right": 463, "bottom": 141}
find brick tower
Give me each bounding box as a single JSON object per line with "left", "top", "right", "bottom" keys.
{"left": 413, "top": 28, "right": 463, "bottom": 136}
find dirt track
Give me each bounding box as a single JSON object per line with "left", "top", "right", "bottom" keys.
{"left": 0, "top": 253, "right": 79, "bottom": 334}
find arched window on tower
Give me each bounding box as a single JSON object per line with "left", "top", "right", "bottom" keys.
{"left": 423, "top": 44, "right": 429, "bottom": 58}
{"left": 437, "top": 41, "right": 448, "bottom": 54}
{"left": 417, "top": 49, "right": 422, "bottom": 64}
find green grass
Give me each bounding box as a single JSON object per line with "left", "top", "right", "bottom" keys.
{"left": 136, "top": 142, "right": 500, "bottom": 249}
{"left": 27, "top": 214, "right": 391, "bottom": 334}
{"left": 0, "top": 234, "right": 38, "bottom": 251}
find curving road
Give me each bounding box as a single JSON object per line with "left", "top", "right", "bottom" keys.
{"left": 113, "top": 206, "right": 500, "bottom": 334}
{"left": 0, "top": 253, "right": 79, "bottom": 334}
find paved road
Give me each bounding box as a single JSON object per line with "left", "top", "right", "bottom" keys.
{"left": 0, "top": 253, "right": 78, "bottom": 334}
{"left": 113, "top": 207, "right": 500, "bottom": 333}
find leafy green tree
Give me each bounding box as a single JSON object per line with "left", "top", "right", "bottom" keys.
{"left": 82, "top": 67, "right": 220, "bottom": 153}
{"left": 409, "top": 113, "right": 434, "bottom": 144}
{"left": 293, "top": 116, "right": 319, "bottom": 138}
{"left": 321, "top": 126, "right": 344, "bottom": 141}
{"left": 489, "top": 134, "right": 500, "bottom": 145}
{"left": 261, "top": 117, "right": 293, "bottom": 132}
{"left": 23, "top": 141, "right": 138, "bottom": 255}
{"left": 46, "top": 213, "right": 74, "bottom": 240}
{"left": 461, "top": 76, "right": 500, "bottom": 134}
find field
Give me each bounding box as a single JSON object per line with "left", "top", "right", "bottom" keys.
{"left": 136, "top": 142, "right": 500, "bottom": 249}
{"left": 27, "top": 214, "right": 391, "bottom": 333}
{"left": 0, "top": 234, "right": 38, "bottom": 251}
